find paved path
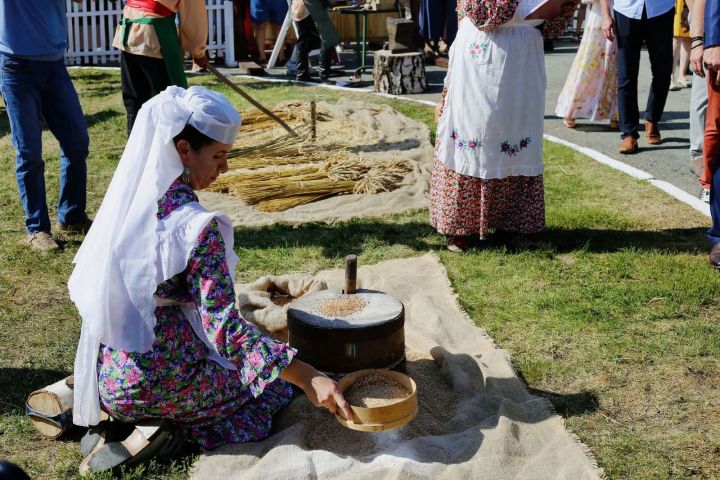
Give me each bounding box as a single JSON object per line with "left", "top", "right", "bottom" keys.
{"left": 235, "top": 37, "right": 699, "bottom": 197}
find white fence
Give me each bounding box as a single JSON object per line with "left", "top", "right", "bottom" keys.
{"left": 65, "top": 0, "right": 236, "bottom": 67}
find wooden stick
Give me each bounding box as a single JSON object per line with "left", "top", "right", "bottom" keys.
{"left": 310, "top": 101, "right": 317, "bottom": 141}
{"left": 345, "top": 254, "right": 357, "bottom": 294}
{"left": 207, "top": 64, "right": 297, "bottom": 136}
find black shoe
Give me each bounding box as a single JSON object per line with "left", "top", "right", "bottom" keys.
{"left": 710, "top": 243, "right": 720, "bottom": 269}
{"left": 58, "top": 217, "right": 93, "bottom": 234}
{"left": 319, "top": 48, "right": 333, "bottom": 81}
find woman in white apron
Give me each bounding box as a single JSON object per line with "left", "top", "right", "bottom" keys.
{"left": 430, "top": 0, "right": 577, "bottom": 252}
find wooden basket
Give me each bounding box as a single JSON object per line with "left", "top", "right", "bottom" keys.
{"left": 335, "top": 369, "right": 417, "bottom": 432}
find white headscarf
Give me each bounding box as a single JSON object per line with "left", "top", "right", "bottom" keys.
{"left": 69, "top": 86, "right": 241, "bottom": 426}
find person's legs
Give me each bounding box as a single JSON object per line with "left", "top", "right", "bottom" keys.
{"left": 614, "top": 10, "right": 643, "bottom": 139}
{"left": 689, "top": 68, "right": 708, "bottom": 175}
{"left": 250, "top": 0, "right": 271, "bottom": 62}
{"left": 295, "top": 17, "right": 316, "bottom": 80}
{"left": 42, "top": 60, "right": 89, "bottom": 226}
{"left": 678, "top": 37, "right": 691, "bottom": 84}
{"left": 704, "top": 72, "right": 720, "bottom": 233}
{"left": 254, "top": 23, "right": 268, "bottom": 61}
{"left": 671, "top": 37, "right": 681, "bottom": 86}
{"left": 121, "top": 51, "right": 154, "bottom": 135}
{"left": 643, "top": 7, "right": 674, "bottom": 124}
{"left": 0, "top": 54, "right": 50, "bottom": 234}
{"left": 135, "top": 53, "right": 171, "bottom": 98}
{"left": 443, "top": 0, "right": 458, "bottom": 47}
{"left": 574, "top": 3, "right": 587, "bottom": 39}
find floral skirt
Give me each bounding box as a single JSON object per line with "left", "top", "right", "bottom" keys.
{"left": 429, "top": 160, "right": 545, "bottom": 237}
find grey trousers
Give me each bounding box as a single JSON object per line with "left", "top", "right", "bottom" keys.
{"left": 690, "top": 71, "right": 709, "bottom": 161}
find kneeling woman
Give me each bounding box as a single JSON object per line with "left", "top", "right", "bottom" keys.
{"left": 69, "top": 86, "right": 351, "bottom": 473}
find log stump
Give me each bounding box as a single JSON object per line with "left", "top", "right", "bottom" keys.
{"left": 26, "top": 376, "right": 74, "bottom": 438}
{"left": 373, "top": 50, "right": 427, "bottom": 95}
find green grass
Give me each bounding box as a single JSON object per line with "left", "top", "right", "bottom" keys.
{"left": 1, "top": 69, "right": 719, "bottom": 479}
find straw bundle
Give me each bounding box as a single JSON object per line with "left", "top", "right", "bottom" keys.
{"left": 212, "top": 102, "right": 415, "bottom": 212}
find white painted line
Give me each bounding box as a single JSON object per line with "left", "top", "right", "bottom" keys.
{"left": 543, "top": 134, "right": 710, "bottom": 218}
{"left": 543, "top": 134, "right": 654, "bottom": 180}
{"left": 649, "top": 179, "right": 711, "bottom": 216}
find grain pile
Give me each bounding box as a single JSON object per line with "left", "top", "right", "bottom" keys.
{"left": 344, "top": 373, "right": 411, "bottom": 408}
{"left": 318, "top": 297, "right": 366, "bottom": 317}
{"left": 204, "top": 101, "right": 415, "bottom": 212}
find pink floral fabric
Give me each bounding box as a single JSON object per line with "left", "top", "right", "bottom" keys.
{"left": 459, "top": 0, "right": 520, "bottom": 30}
{"left": 458, "top": 0, "right": 575, "bottom": 38}
{"left": 429, "top": 159, "right": 545, "bottom": 236}
{"left": 98, "top": 181, "right": 296, "bottom": 450}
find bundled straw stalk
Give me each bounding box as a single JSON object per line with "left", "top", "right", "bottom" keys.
{"left": 213, "top": 102, "right": 415, "bottom": 212}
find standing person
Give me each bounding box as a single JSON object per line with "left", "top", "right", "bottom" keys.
{"left": 556, "top": 0, "right": 619, "bottom": 129}
{"left": 573, "top": 2, "right": 588, "bottom": 40}
{"left": 291, "top": 0, "right": 333, "bottom": 81}
{"left": 701, "top": 0, "right": 720, "bottom": 267}
{"left": 419, "top": 0, "right": 459, "bottom": 57}
{"left": 430, "top": 0, "right": 577, "bottom": 253}
{"left": 687, "top": 0, "right": 709, "bottom": 203}
{"left": 670, "top": 0, "right": 691, "bottom": 90}
{"left": 250, "top": 0, "right": 289, "bottom": 64}
{"left": 114, "top": 0, "right": 209, "bottom": 134}
{"left": 0, "top": 0, "right": 91, "bottom": 252}
{"left": 599, "top": 0, "right": 675, "bottom": 154}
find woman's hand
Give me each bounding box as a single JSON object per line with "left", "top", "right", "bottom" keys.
{"left": 691, "top": 44, "right": 705, "bottom": 77}
{"left": 434, "top": 102, "right": 442, "bottom": 124}
{"left": 704, "top": 46, "right": 720, "bottom": 85}
{"left": 303, "top": 372, "right": 354, "bottom": 420}
{"left": 280, "top": 359, "right": 354, "bottom": 421}
{"left": 601, "top": 15, "right": 615, "bottom": 41}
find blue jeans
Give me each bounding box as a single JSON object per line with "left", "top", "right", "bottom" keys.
{"left": 0, "top": 53, "right": 88, "bottom": 233}
{"left": 709, "top": 163, "right": 720, "bottom": 244}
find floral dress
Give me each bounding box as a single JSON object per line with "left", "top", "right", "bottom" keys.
{"left": 97, "top": 181, "right": 296, "bottom": 450}
{"left": 430, "top": 0, "right": 563, "bottom": 237}
{"left": 555, "top": 0, "right": 619, "bottom": 122}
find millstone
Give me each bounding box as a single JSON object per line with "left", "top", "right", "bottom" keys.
{"left": 287, "top": 289, "right": 405, "bottom": 374}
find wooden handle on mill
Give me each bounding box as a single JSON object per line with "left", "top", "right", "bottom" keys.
{"left": 344, "top": 255, "right": 357, "bottom": 294}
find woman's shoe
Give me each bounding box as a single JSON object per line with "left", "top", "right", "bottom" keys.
{"left": 446, "top": 235, "right": 469, "bottom": 253}
{"left": 563, "top": 117, "right": 576, "bottom": 129}
{"left": 669, "top": 81, "right": 682, "bottom": 91}
{"left": 79, "top": 421, "right": 174, "bottom": 476}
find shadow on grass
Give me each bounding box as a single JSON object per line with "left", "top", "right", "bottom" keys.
{"left": 0, "top": 368, "right": 71, "bottom": 415}
{"left": 540, "top": 226, "right": 709, "bottom": 254}
{"left": 85, "top": 108, "right": 122, "bottom": 128}
{"left": 0, "top": 108, "right": 120, "bottom": 141}
{"left": 528, "top": 388, "right": 599, "bottom": 418}
{"left": 234, "top": 219, "right": 710, "bottom": 259}
{"left": 0, "top": 112, "right": 9, "bottom": 138}
{"left": 234, "top": 218, "right": 440, "bottom": 260}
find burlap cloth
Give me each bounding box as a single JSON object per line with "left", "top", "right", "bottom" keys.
{"left": 197, "top": 100, "right": 433, "bottom": 227}
{"left": 191, "top": 254, "right": 602, "bottom": 480}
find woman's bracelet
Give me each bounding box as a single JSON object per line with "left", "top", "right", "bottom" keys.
{"left": 691, "top": 35, "right": 705, "bottom": 43}
{"left": 691, "top": 43, "right": 704, "bottom": 50}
